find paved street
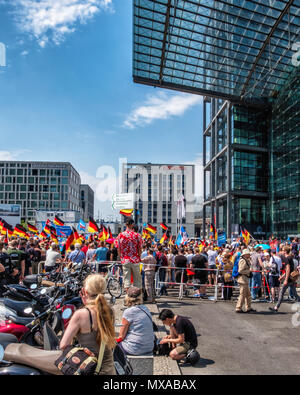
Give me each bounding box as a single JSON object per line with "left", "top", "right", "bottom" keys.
{"left": 157, "top": 296, "right": 300, "bottom": 375}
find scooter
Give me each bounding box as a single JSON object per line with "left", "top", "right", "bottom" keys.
{"left": 0, "top": 310, "right": 72, "bottom": 375}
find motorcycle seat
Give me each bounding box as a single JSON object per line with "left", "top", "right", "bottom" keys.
{"left": 8, "top": 315, "right": 33, "bottom": 326}
{"left": 3, "top": 299, "right": 32, "bottom": 317}
{"left": 0, "top": 333, "right": 18, "bottom": 350}
{"left": 4, "top": 343, "right": 62, "bottom": 375}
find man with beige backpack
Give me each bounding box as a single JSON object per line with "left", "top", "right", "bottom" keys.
{"left": 235, "top": 249, "right": 256, "bottom": 314}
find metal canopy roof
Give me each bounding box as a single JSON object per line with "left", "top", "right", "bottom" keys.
{"left": 133, "top": 0, "right": 300, "bottom": 103}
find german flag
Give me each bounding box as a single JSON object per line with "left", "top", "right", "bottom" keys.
{"left": 108, "top": 226, "right": 113, "bottom": 239}
{"left": 240, "top": 226, "right": 251, "bottom": 245}
{"left": 160, "top": 223, "right": 168, "bottom": 231}
{"left": 142, "top": 228, "right": 150, "bottom": 240}
{"left": 27, "top": 222, "right": 38, "bottom": 234}
{"left": 0, "top": 219, "right": 9, "bottom": 235}
{"left": 53, "top": 215, "right": 64, "bottom": 226}
{"left": 39, "top": 230, "right": 48, "bottom": 239}
{"left": 13, "top": 224, "right": 29, "bottom": 239}
{"left": 65, "top": 231, "right": 75, "bottom": 251}
{"left": 145, "top": 224, "right": 157, "bottom": 234}
{"left": 50, "top": 228, "right": 59, "bottom": 244}
{"left": 6, "top": 225, "right": 13, "bottom": 237}
{"left": 103, "top": 225, "right": 109, "bottom": 240}
{"left": 72, "top": 226, "right": 81, "bottom": 243}
{"left": 43, "top": 223, "right": 51, "bottom": 234}
{"left": 209, "top": 224, "right": 217, "bottom": 241}
{"left": 88, "top": 217, "right": 99, "bottom": 233}
{"left": 119, "top": 209, "right": 133, "bottom": 217}
{"left": 160, "top": 231, "right": 169, "bottom": 245}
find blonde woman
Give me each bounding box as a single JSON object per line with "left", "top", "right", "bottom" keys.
{"left": 60, "top": 274, "right": 116, "bottom": 375}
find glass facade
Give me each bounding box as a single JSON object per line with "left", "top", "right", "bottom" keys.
{"left": 233, "top": 151, "right": 268, "bottom": 192}
{"left": 271, "top": 66, "right": 300, "bottom": 237}
{"left": 232, "top": 106, "right": 269, "bottom": 147}
{"left": 133, "top": 0, "right": 300, "bottom": 238}
{"left": 133, "top": 0, "right": 300, "bottom": 101}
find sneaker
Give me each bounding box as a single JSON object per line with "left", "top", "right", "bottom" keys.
{"left": 269, "top": 307, "right": 278, "bottom": 313}
{"left": 245, "top": 309, "right": 256, "bottom": 313}
{"left": 235, "top": 310, "right": 244, "bottom": 313}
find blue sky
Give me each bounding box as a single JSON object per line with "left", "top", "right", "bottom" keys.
{"left": 0, "top": 0, "right": 203, "bottom": 219}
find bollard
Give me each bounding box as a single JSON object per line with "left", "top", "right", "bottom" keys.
{"left": 178, "top": 269, "right": 184, "bottom": 300}
{"left": 214, "top": 268, "right": 219, "bottom": 302}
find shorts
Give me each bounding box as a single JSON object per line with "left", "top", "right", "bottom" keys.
{"left": 269, "top": 275, "right": 280, "bottom": 288}
{"left": 208, "top": 265, "right": 217, "bottom": 275}
{"left": 123, "top": 261, "right": 142, "bottom": 289}
{"left": 175, "top": 342, "right": 191, "bottom": 356}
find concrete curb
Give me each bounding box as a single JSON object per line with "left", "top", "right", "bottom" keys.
{"left": 112, "top": 296, "right": 181, "bottom": 376}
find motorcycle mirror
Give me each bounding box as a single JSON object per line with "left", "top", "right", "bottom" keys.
{"left": 0, "top": 344, "right": 4, "bottom": 362}
{"left": 40, "top": 288, "right": 47, "bottom": 295}
{"left": 30, "top": 284, "right": 38, "bottom": 290}
{"left": 62, "top": 308, "right": 72, "bottom": 320}
{"left": 24, "top": 307, "right": 33, "bottom": 315}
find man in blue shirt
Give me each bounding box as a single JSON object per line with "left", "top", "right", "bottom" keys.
{"left": 67, "top": 244, "right": 86, "bottom": 267}
{"left": 93, "top": 241, "right": 109, "bottom": 274}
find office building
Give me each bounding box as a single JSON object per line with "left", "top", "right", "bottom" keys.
{"left": 0, "top": 161, "right": 84, "bottom": 222}
{"left": 80, "top": 184, "right": 95, "bottom": 222}
{"left": 122, "top": 161, "right": 195, "bottom": 237}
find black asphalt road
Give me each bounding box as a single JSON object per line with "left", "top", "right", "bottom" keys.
{"left": 156, "top": 296, "right": 300, "bottom": 375}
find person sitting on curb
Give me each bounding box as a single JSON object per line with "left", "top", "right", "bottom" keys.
{"left": 235, "top": 249, "right": 256, "bottom": 314}
{"left": 117, "top": 287, "right": 154, "bottom": 356}
{"left": 158, "top": 309, "right": 198, "bottom": 362}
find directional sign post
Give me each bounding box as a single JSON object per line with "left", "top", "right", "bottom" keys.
{"left": 111, "top": 193, "right": 135, "bottom": 210}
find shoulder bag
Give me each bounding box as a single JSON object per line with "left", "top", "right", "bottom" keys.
{"left": 55, "top": 308, "right": 106, "bottom": 375}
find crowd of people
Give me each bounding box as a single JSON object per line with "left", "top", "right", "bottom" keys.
{"left": 1, "top": 218, "right": 300, "bottom": 367}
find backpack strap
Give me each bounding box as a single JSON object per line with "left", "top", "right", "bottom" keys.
{"left": 85, "top": 307, "right": 93, "bottom": 332}
{"left": 95, "top": 341, "right": 106, "bottom": 375}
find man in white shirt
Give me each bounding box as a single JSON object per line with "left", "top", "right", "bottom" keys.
{"left": 45, "top": 243, "right": 62, "bottom": 272}
{"left": 268, "top": 249, "right": 282, "bottom": 303}
{"left": 207, "top": 246, "right": 218, "bottom": 286}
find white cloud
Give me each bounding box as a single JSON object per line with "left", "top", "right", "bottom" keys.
{"left": 0, "top": 150, "right": 31, "bottom": 160}
{"left": 10, "top": 0, "right": 114, "bottom": 47}
{"left": 21, "top": 50, "right": 29, "bottom": 56}
{"left": 123, "top": 92, "right": 202, "bottom": 129}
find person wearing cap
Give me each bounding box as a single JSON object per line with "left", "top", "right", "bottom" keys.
{"left": 44, "top": 243, "right": 62, "bottom": 273}
{"left": 235, "top": 249, "right": 256, "bottom": 313}
{"left": 118, "top": 286, "right": 154, "bottom": 356}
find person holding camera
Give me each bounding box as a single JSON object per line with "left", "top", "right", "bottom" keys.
{"left": 235, "top": 249, "right": 256, "bottom": 313}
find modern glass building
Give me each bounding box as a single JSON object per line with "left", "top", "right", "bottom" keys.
{"left": 132, "top": 0, "right": 300, "bottom": 238}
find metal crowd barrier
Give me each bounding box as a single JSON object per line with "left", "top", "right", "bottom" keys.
{"left": 37, "top": 258, "right": 295, "bottom": 302}
{"left": 154, "top": 266, "right": 289, "bottom": 301}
